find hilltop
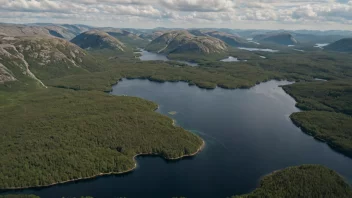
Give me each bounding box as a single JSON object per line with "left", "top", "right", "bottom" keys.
{"left": 146, "top": 30, "right": 227, "bottom": 54}
{"left": 234, "top": 165, "right": 352, "bottom": 198}
{"left": 189, "top": 30, "right": 250, "bottom": 47}
{"left": 99, "top": 28, "right": 149, "bottom": 48}
{"left": 325, "top": 38, "right": 352, "bottom": 52}
{"left": 0, "top": 23, "right": 89, "bottom": 40}
{"left": 254, "top": 32, "right": 298, "bottom": 45}
{"left": 0, "top": 34, "right": 97, "bottom": 89}
{"left": 71, "top": 30, "right": 125, "bottom": 51}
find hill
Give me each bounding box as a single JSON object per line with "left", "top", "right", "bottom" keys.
{"left": 0, "top": 34, "right": 98, "bottom": 90}
{"left": 189, "top": 30, "right": 250, "bottom": 47}
{"left": 254, "top": 32, "right": 298, "bottom": 45}
{"left": 71, "top": 30, "right": 125, "bottom": 51}
{"left": 325, "top": 38, "right": 352, "bottom": 52}
{"left": 0, "top": 24, "right": 88, "bottom": 40}
{"left": 139, "top": 31, "right": 166, "bottom": 41}
{"left": 234, "top": 165, "right": 352, "bottom": 198}
{"left": 146, "top": 30, "right": 227, "bottom": 54}
{"left": 101, "top": 28, "right": 149, "bottom": 48}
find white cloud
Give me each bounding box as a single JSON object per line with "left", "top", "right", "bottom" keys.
{"left": 0, "top": 0, "right": 351, "bottom": 30}
{"left": 160, "top": 0, "right": 236, "bottom": 12}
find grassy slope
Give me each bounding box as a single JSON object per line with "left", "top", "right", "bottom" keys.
{"left": 0, "top": 88, "right": 202, "bottom": 189}
{"left": 233, "top": 165, "right": 352, "bottom": 198}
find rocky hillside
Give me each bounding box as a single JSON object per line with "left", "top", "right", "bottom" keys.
{"left": 325, "top": 38, "right": 352, "bottom": 52}
{"left": 254, "top": 32, "right": 298, "bottom": 45}
{"left": 71, "top": 30, "right": 125, "bottom": 51}
{"left": 146, "top": 30, "right": 227, "bottom": 54}
{"left": 0, "top": 35, "right": 97, "bottom": 88}
{"left": 0, "top": 24, "right": 88, "bottom": 40}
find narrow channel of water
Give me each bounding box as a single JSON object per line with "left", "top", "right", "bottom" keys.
{"left": 136, "top": 50, "right": 198, "bottom": 67}
{"left": 238, "top": 47, "right": 278, "bottom": 52}
{"left": 11, "top": 80, "right": 352, "bottom": 198}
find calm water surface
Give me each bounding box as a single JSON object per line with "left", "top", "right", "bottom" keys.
{"left": 137, "top": 50, "right": 198, "bottom": 67}
{"left": 314, "top": 43, "right": 329, "bottom": 48}
{"left": 220, "top": 56, "right": 240, "bottom": 62}
{"left": 238, "top": 47, "right": 278, "bottom": 52}
{"left": 10, "top": 80, "right": 352, "bottom": 198}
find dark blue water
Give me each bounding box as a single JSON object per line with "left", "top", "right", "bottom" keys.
{"left": 10, "top": 79, "right": 352, "bottom": 198}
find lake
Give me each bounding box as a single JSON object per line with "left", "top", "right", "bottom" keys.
{"left": 220, "top": 56, "right": 245, "bottom": 62}
{"left": 137, "top": 50, "right": 198, "bottom": 67}
{"left": 238, "top": 47, "right": 278, "bottom": 52}
{"left": 314, "top": 43, "right": 329, "bottom": 48}
{"left": 11, "top": 79, "right": 352, "bottom": 198}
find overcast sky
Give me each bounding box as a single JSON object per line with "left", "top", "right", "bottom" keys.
{"left": 1, "top": 0, "right": 352, "bottom": 30}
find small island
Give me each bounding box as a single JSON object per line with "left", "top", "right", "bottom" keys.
{"left": 168, "top": 111, "right": 178, "bottom": 115}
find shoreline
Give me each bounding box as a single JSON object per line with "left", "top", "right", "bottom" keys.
{"left": 3, "top": 140, "right": 205, "bottom": 191}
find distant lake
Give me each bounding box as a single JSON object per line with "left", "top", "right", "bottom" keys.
{"left": 293, "top": 49, "right": 305, "bottom": 52}
{"left": 13, "top": 80, "right": 352, "bottom": 198}
{"left": 238, "top": 47, "right": 278, "bottom": 52}
{"left": 137, "top": 50, "right": 198, "bottom": 67}
{"left": 315, "top": 78, "right": 328, "bottom": 81}
{"left": 220, "top": 56, "right": 241, "bottom": 62}
{"left": 314, "top": 43, "right": 329, "bottom": 48}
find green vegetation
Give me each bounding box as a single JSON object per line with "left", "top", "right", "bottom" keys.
{"left": 71, "top": 30, "right": 125, "bottom": 51}
{"left": 283, "top": 80, "right": 352, "bottom": 114}
{"left": 0, "top": 88, "right": 202, "bottom": 189}
{"left": 253, "top": 32, "right": 298, "bottom": 46}
{"left": 283, "top": 81, "right": 352, "bottom": 157}
{"left": 146, "top": 30, "right": 228, "bottom": 55}
{"left": 2, "top": 25, "right": 352, "bottom": 195}
{"left": 0, "top": 195, "right": 39, "bottom": 198}
{"left": 291, "top": 111, "right": 352, "bottom": 157}
{"left": 46, "top": 60, "right": 277, "bottom": 91}
{"left": 233, "top": 165, "right": 352, "bottom": 198}
{"left": 325, "top": 38, "right": 352, "bottom": 52}
{"left": 106, "top": 31, "right": 150, "bottom": 49}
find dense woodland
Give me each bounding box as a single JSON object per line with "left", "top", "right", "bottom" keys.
{"left": 283, "top": 80, "right": 352, "bottom": 158}
{"left": 291, "top": 111, "right": 352, "bottom": 158}
{"left": 0, "top": 89, "right": 202, "bottom": 188}
{"left": 232, "top": 165, "right": 352, "bottom": 198}
{"left": 1, "top": 28, "right": 352, "bottom": 196}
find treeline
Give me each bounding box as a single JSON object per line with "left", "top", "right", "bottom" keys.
{"left": 233, "top": 165, "right": 352, "bottom": 198}
{"left": 0, "top": 88, "right": 203, "bottom": 189}
{"left": 283, "top": 80, "right": 352, "bottom": 115}
{"left": 283, "top": 80, "right": 352, "bottom": 158}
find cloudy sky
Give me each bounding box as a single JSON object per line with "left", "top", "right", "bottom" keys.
{"left": 1, "top": 0, "right": 352, "bottom": 30}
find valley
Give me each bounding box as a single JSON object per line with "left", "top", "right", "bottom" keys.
{"left": 1, "top": 23, "right": 352, "bottom": 198}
